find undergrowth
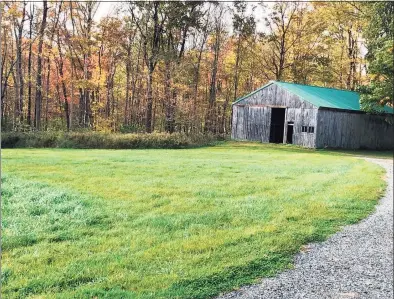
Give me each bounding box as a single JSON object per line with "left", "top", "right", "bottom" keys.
{"left": 1, "top": 131, "right": 224, "bottom": 149}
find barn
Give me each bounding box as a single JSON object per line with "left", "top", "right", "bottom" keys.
{"left": 231, "top": 81, "right": 394, "bottom": 149}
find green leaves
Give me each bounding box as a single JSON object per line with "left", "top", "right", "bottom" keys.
{"left": 360, "top": 2, "right": 394, "bottom": 113}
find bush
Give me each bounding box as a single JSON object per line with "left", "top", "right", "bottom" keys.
{"left": 1, "top": 132, "right": 61, "bottom": 148}
{"left": 1, "top": 132, "right": 224, "bottom": 149}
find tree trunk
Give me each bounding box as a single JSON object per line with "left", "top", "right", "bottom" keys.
{"left": 143, "top": 2, "right": 161, "bottom": 133}
{"left": 27, "top": 5, "right": 34, "bottom": 126}
{"left": 81, "top": 55, "right": 88, "bottom": 126}
{"left": 96, "top": 44, "right": 103, "bottom": 125}
{"left": 79, "top": 87, "right": 85, "bottom": 125}
{"left": 146, "top": 68, "right": 153, "bottom": 133}
{"left": 45, "top": 58, "right": 50, "bottom": 130}
{"left": 221, "top": 93, "right": 230, "bottom": 134}
{"left": 15, "top": 3, "right": 26, "bottom": 124}
{"left": 130, "top": 38, "right": 142, "bottom": 125}
{"left": 1, "top": 39, "right": 15, "bottom": 127}
{"left": 346, "top": 28, "right": 357, "bottom": 91}
{"left": 12, "top": 70, "right": 17, "bottom": 129}
{"left": 70, "top": 64, "right": 74, "bottom": 130}
{"left": 277, "top": 37, "right": 286, "bottom": 80}
{"left": 57, "top": 35, "right": 70, "bottom": 130}
{"left": 233, "top": 34, "right": 242, "bottom": 102}
{"left": 206, "top": 19, "right": 221, "bottom": 133}
{"left": 105, "top": 62, "right": 111, "bottom": 118}
{"left": 34, "top": 0, "right": 48, "bottom": 130}
{"left": 124, "top": 46, "right": 131, "bottom": 125}
{"left": 164, "top": 37, "right": 176, "bottom": 133}
{"left": 192, "top": 18, "right": 209, "bottom": 133}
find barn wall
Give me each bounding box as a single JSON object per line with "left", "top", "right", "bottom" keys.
{"left": 285, "top": 108, "right": 317, "bottom": 148}
{"left": 231, "top": 105, "right": 271, "bottom": 142}
{"left": 316, "top": 109, "right": 394, "bottom": 149}
{"left": 231, "top": 105, "right": 246, "bottom": 140}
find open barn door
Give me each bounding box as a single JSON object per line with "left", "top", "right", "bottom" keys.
{"left": 269, "top": 108, "right": 286, "bottom": 143}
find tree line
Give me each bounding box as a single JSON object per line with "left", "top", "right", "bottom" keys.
{"left": 0, "top": 1, "right": 391, "bottom": 134}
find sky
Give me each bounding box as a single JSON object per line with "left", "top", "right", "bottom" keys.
{"left": 95, "top": 1, "right": 119, "bottom": 20}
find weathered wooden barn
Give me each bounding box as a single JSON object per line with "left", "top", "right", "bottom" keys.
{"left": 231, "top": 81, "right": 394, "bottom": 149}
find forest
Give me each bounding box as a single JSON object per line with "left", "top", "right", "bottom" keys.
{"left": 0, "top": 1, "right": 392, "bottom": 134}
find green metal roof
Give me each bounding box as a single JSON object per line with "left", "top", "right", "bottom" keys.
{"left": 234, "top": 81, "right": 394, "bottom": 114}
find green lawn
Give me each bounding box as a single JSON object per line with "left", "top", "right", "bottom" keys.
{"left": 1, "top": 142, "right": 387, "bottom": 298}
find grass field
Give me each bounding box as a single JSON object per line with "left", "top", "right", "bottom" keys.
{"left": 1, "top": 142, "right": 388, "bottom": 298}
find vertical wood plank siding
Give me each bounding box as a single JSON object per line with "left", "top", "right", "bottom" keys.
{"left": 231, "top": 105, "right": 245, "bottom": 139}
{"left": 316, "top": 109, "right": 394, "bottom": 149}
{"left": 231, "top": 106, "right": 272, "bottom": 142}
{"left": 231, "top": 83, "right": 318, "bottom": 147}
{"left": 289, "top": 108, "right": 317, "bottom": 148}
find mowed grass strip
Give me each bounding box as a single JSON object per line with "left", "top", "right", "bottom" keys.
{"left": 1, "top": 142, "right": 386, "bottom": 298}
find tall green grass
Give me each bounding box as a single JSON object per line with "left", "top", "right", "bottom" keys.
{"left": 1, "top": 131, "right": 223, "bottom": 149}
{"left": 1, "top": 143, "right": 386, "bottom": 298}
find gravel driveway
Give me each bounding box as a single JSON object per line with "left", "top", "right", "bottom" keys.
{"left": 218, "top": 158, "right": 393, "bottom": 299}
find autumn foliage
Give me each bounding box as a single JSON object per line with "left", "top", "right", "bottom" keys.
{"left": 0, "top": 1, "right": 375, "bottom": 134}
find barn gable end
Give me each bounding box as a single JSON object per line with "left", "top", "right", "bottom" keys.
{"left": 232, "top": 82, "right": 318, "bottom": 148}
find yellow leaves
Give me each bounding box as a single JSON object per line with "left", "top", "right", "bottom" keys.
{"left": 223, "top": 50, "right": 236, "bottom": 67}
{"left": 5, "top": 3, "right": 22, "bottom": 18}
{"left": 91, "top": 67, "right": 107, "bottom": 87}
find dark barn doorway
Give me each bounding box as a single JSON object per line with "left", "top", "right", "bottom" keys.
{"left": 287, "top": 122, "right": 294, "bottom": 144}
{"left": 269, "top": 108, "right": 286, "bottom": 143}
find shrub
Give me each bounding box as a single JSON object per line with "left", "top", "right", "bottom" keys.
{"left": 2, "top": 132, "right": 61, "bottom": 148}
{"left": 1, "top": 132, "right": 224, "bottom": 149}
